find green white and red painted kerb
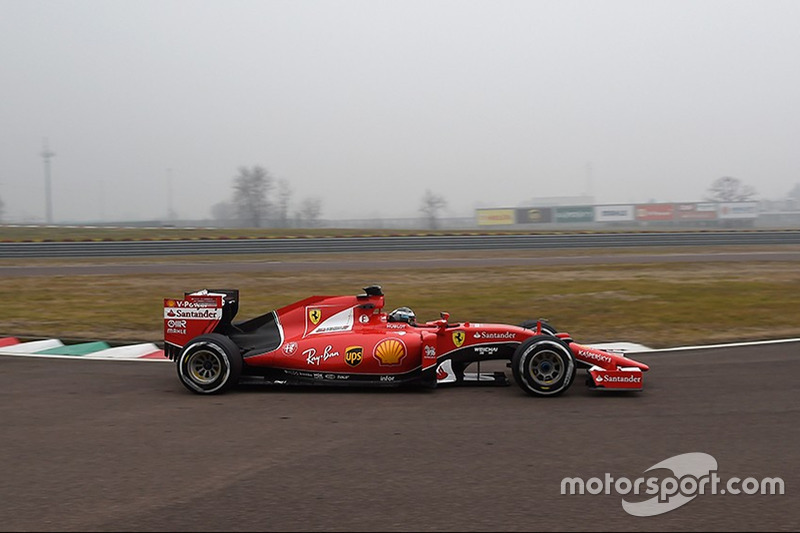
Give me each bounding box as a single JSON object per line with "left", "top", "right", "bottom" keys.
{"left": 0, "top": 335, "right": 654, "bottom": 362}
{"left": 0, "top": 336, "right": 166, "bottom": 360}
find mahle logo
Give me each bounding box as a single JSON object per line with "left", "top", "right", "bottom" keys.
{"left": 452, "top": 331, "right": 465, "bottom": 347}
{"left": 561, "top": 452, "right": 784, "bottom": 517}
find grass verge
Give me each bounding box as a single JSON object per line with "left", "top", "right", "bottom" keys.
{"left": 1, "top": 250, "right": 799, "bottom": 349}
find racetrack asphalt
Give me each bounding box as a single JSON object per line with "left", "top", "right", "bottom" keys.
{"left": 1, "top": 342, "right": 798, "bottom": 532}
{"left": 2, "top": 249, "right": 800, "bottom": 277}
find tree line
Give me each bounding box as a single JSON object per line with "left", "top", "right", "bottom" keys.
{"left": 703, "top": 176, "right": 799, "bottom": 204}
{"left": 210, "top": 165, "right": 323, "bottom": 228}
{"left": 3, "top": 174, "right": 797, "bottom": 227}
{"left": 210, "top": 165, "right": 449, "bottom": 229}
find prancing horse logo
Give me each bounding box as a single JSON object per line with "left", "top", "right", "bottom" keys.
{"left": 452, "top": 331, "right": 465, "bottom": 347}
{"left": 309, "top": 308, "right": 321, "bottom": 325}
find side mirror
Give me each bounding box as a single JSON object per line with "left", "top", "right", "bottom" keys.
{"left": 435, "top": 312, "right": 450, "bottom": 332}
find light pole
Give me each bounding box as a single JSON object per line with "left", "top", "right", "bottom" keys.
{"left": 166, "top": 167, "right": 176, "bottom": 221}
{"left": 41, "top": 139, "right": 55, "bottom": 224}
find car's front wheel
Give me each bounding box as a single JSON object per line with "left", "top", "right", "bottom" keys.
{"left": 519, "top": 319, "right": 558, "bottom": 336}
{"left": 511, "top": 336, "right": 576, "bottom": 397}
{"left": 177, "top": 334, "right": 242, "bottom": 394}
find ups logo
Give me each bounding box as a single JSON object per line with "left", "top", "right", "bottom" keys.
{"left": 345, "top": 346, "right": 363, "bottom": 367}
{"left": 308, "top": 308, "right": 321, "bottom": 325}
{"left": 452, "top": 331, "right": 465, "bottom": 347}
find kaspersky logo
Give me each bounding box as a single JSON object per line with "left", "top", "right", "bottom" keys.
{"left": 308, "top": 308, "right": 321, "bottom": 325}
{"left": 452, "top": 331, "right": 465, "bottom": 347}
{"left": 578, "top": 349, "right": 613, "bottom": 364}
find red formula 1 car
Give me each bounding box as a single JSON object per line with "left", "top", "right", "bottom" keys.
{"left": 163, "top": 286, "right": 649, "bottom": 396}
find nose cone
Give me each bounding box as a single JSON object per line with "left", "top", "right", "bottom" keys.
{"left": 620, "top": 356, "right": 649, "bottom": 372}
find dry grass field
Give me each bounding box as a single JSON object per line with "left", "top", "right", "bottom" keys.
{"left": 2, "top": 241, "right": 799, "bottom": 348}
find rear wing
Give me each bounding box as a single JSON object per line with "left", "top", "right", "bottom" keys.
{"left": 163, "top": 289, "right": 239, "bottom": 360}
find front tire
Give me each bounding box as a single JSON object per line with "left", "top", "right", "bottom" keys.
{"left": 177, "top": 334, "right": 242, "bottom": 394}
{"left": 512, "top": 336, "right": 576, "bottom": 397}
{"left": 519, "top": 320, "right": 558, "bottom": 336}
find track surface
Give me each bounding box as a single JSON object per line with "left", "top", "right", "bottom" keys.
{"left": 1, "top": 343, "right": 798, "bottom": 531}
{"left": 2, "top": 231, "right": 799, "bottom": 259}
{"left": 1, "top": 250, "right": 800, "bottom": 277}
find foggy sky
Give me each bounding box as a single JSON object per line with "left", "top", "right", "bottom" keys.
{"left": 2, "top": 0, "right": 799, "bottom": 223}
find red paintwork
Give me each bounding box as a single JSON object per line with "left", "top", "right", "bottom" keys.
{"left": 0, "top": 337, "right": 20, "bottom": 348}
{"left": 164, "top": 289, "right": 650, "bottom": 389}
{"left": 140, "top": 350, "right": 168, "bottom": 360}
{"left": 163, "top": 294, "right": 223, "bottom": 347}
{"left": 569, "top": 342, "right": 650, "bottom": 372}
{"left": 234, "top": 291, "right": 533, "bottom": 376}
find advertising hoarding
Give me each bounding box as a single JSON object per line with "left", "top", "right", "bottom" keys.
{"left": 675, "top": 203, "right": 718, "bottom": 220}
{"left": 554, "top": 205, "right": 595, "bottom": 223}
{"left": 718, "top": 202, "right": 758, "bottom": 219}
{"left": 595, "top": 205, "right": 635, "bottom": 222}
{"left": 516, "top": 207, "right": 553, "bottom": 224}
{"left": 635, "top": 204, "right": 675, "bottom": 221}
{"left": 476, "top": 209, "right": 516, "bottom": 226}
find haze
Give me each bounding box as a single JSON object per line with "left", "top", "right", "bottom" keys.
{"left": 2, "top": 0, "right": 799, "bottom": 224}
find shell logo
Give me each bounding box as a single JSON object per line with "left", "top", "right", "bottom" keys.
{"left": 373, "top": 338, "right": 407, "bottom": 366}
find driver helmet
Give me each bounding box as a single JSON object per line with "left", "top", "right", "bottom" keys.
{"left": 388, "top": 306, "right": 416, "bottom": 325}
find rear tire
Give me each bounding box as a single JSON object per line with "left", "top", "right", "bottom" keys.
{"left": 177, "top": 334, "right": 242, "bottom": 394}
{"left": 512, "top": 336, "right": 576, "bottom": 397}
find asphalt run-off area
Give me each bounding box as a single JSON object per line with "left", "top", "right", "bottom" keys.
{"left": 1, "top": 339, "right": 797, "bottom": 532}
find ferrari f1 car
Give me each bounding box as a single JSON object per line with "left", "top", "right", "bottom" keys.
{"left": 163, "top": 286, "right": 649, "bottom": 396}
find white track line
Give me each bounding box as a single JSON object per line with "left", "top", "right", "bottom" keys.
{"left": 633, "top": 337, "right": 800, "bottom": 353}
{"left": 82, "top": 343, "right": 161, "bottom": 359}
{"left": 0, "top": 351, "right": 169, "bottom": 362}
{"left": 0, "top": 339, "right": 64, "bottom": 353}
{"left": 1, "top": 338, "right": 798, "bottom": 361}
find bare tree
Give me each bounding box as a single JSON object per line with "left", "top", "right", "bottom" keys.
{"left": 296, "top": 197, "right": 323, "bottom": 228}
{"left": 210, "top": 200, "right": 235, "bottom": 224}
{"left": 232, "top": 165, "right": 273, "bottom": 227}
{"left": 788, "top": 183, "right": 800, "bottom": 201}
{"left": 787, "top": 183, "right": 800, "bottom": 210}
{"left": 276, "top": 179, "right": 293, "bottom": 228}
{"left": 705, "top": 176, "right": 757, "bottom": 202}
{"left": 419, "top": 189, "right": 447, "bottom": 230}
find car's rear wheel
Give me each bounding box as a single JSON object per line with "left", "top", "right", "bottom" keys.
{"left": 177, "top": 334, "right": 242, "bottom": 394}
{"left": 512, "top": 336, "right": 576, "bottom": 397}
